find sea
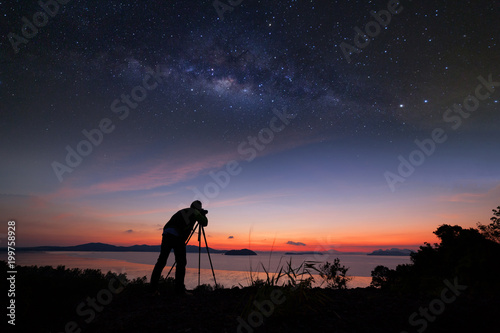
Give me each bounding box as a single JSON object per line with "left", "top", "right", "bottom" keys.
{"left": 15, "top": 251, "right": 411, "bottom": 289}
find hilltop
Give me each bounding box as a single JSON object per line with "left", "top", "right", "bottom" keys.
{"left": 367, "top": 248, "right": 414, "bottom": 256}
{"left": 3, "top": 262, "right": 495, "bottom": 333}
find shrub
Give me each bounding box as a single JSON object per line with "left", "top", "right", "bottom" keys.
{"left": 370, "top": 265, "right": 392, "bottom": 289}
{"left": 318, "top": 258, "right": 352, "bottom": 289}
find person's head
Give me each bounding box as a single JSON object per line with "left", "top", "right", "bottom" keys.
{"left": 191, "top": 200, "right": 208, "bottom": 215}
{"left": 191, "top": 200, "right": 202, "bottom": 210}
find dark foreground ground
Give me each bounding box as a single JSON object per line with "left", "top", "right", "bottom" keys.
{"left": 5, "top": 261, "right": 499, "bottom": 333}
{"left": 81, "top": 284, "right": 498, "bottom": 333}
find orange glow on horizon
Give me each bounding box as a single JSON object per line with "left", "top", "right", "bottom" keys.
{"left": 86, "top": 234, "right": 434, "bottom": 253}
{"left": 21, "top": 231, "right": 433, "bottom": 253}
{"left": 10, "top": 191, "right": 481, "bottom": 252}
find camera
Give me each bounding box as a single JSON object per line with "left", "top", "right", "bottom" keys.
{"left": 200, "top": 209, "right": 208, "bottom": 215}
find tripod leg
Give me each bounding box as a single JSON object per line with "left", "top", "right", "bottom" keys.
{"left": 165, "top": 261, "right": 176, "bottom": 279}
{"left": 165, "top": 224, "right": 199, "bottom": 279}
{"left": 202, "top": 225, "right": 217, "bottom": 286}
{"left": 187, "top": 223, "right": 199, "bottom": 244}
{"left": 198, "top": 224, "right": 201, "bottom": 287}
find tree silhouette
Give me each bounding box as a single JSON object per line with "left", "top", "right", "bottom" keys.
{"left": 370, "top": 204, "right": 500, "bottom": 294}
{"left": 477, "top": 205, "right": 500, "bottom": 243}
{"left": 370, "top": 265, "right": 393, "bottom": 289}
{"left": 318, "top": 258, "right": 352, "bottom": 289}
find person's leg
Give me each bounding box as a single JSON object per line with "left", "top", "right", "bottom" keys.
{"left": 150, "top": 234, "right": 173, "bottom": 291}
{"left": 173, "top": 238, "right": 187, "bottom": 292}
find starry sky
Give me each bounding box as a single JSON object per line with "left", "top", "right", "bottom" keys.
{"left": 1, "top": 0, "right": 499, "bottom": 251}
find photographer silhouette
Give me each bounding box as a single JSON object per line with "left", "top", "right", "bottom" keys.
{"left": 149, "top": 200, "right": 208, "bottom": 295}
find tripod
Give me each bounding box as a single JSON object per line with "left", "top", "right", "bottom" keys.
{"left": 165, "top": 222, "right": 217, "bottom": 287}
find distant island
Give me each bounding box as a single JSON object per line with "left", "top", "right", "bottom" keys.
{"left": 285, "top": 250, "right": 366, "bottom": 255}
{"left": 224, "top": 249, "right": 257, "bottom": 256}
{"left": 367, "top": 248, "right": 414, "bottom": 256}
{"left": 285, "top": 251, "right": 326, "bottom": 255}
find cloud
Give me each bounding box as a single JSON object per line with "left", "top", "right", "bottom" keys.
{"left": 124, "top": 229, "right": 134, "bottom": 233}
{"left": 286, "top": 241, "right": 306, "bottom": 246}
{"left": 47, "top": 149, "right": 237, "bottom": 200}
{"left": 439, "top": 183, "right": 500, "bottom": 204}
{"left": 228, "top": 235, "right": 234, "bottom": 239}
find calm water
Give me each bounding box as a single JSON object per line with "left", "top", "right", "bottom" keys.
{"left": 15, "top": 251, "right": 411, "bottom": 289}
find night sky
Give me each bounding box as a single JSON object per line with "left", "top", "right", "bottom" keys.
{"left": 1, "top": 0, "right": 499, "bottom": 251}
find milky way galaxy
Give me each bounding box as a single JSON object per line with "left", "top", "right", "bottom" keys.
{"left": 1, "top": 0, "right": 499, "bottom": 250}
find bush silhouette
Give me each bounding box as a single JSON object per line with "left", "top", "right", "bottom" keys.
{"left": 2, "top": 262, "right": 129, "bottom": 332}
{"left": 370, "top": 265, "right": 395, "bottom": 289}
{"left": 477, "top": 205, "right": 500, "bottom": 243}
{"left": 318, "top": 258, "right": 352, "bottom": 289}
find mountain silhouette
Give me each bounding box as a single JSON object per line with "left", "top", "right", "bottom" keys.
{"left": 11, "top": 242, "right": 226, "bottom": 253}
